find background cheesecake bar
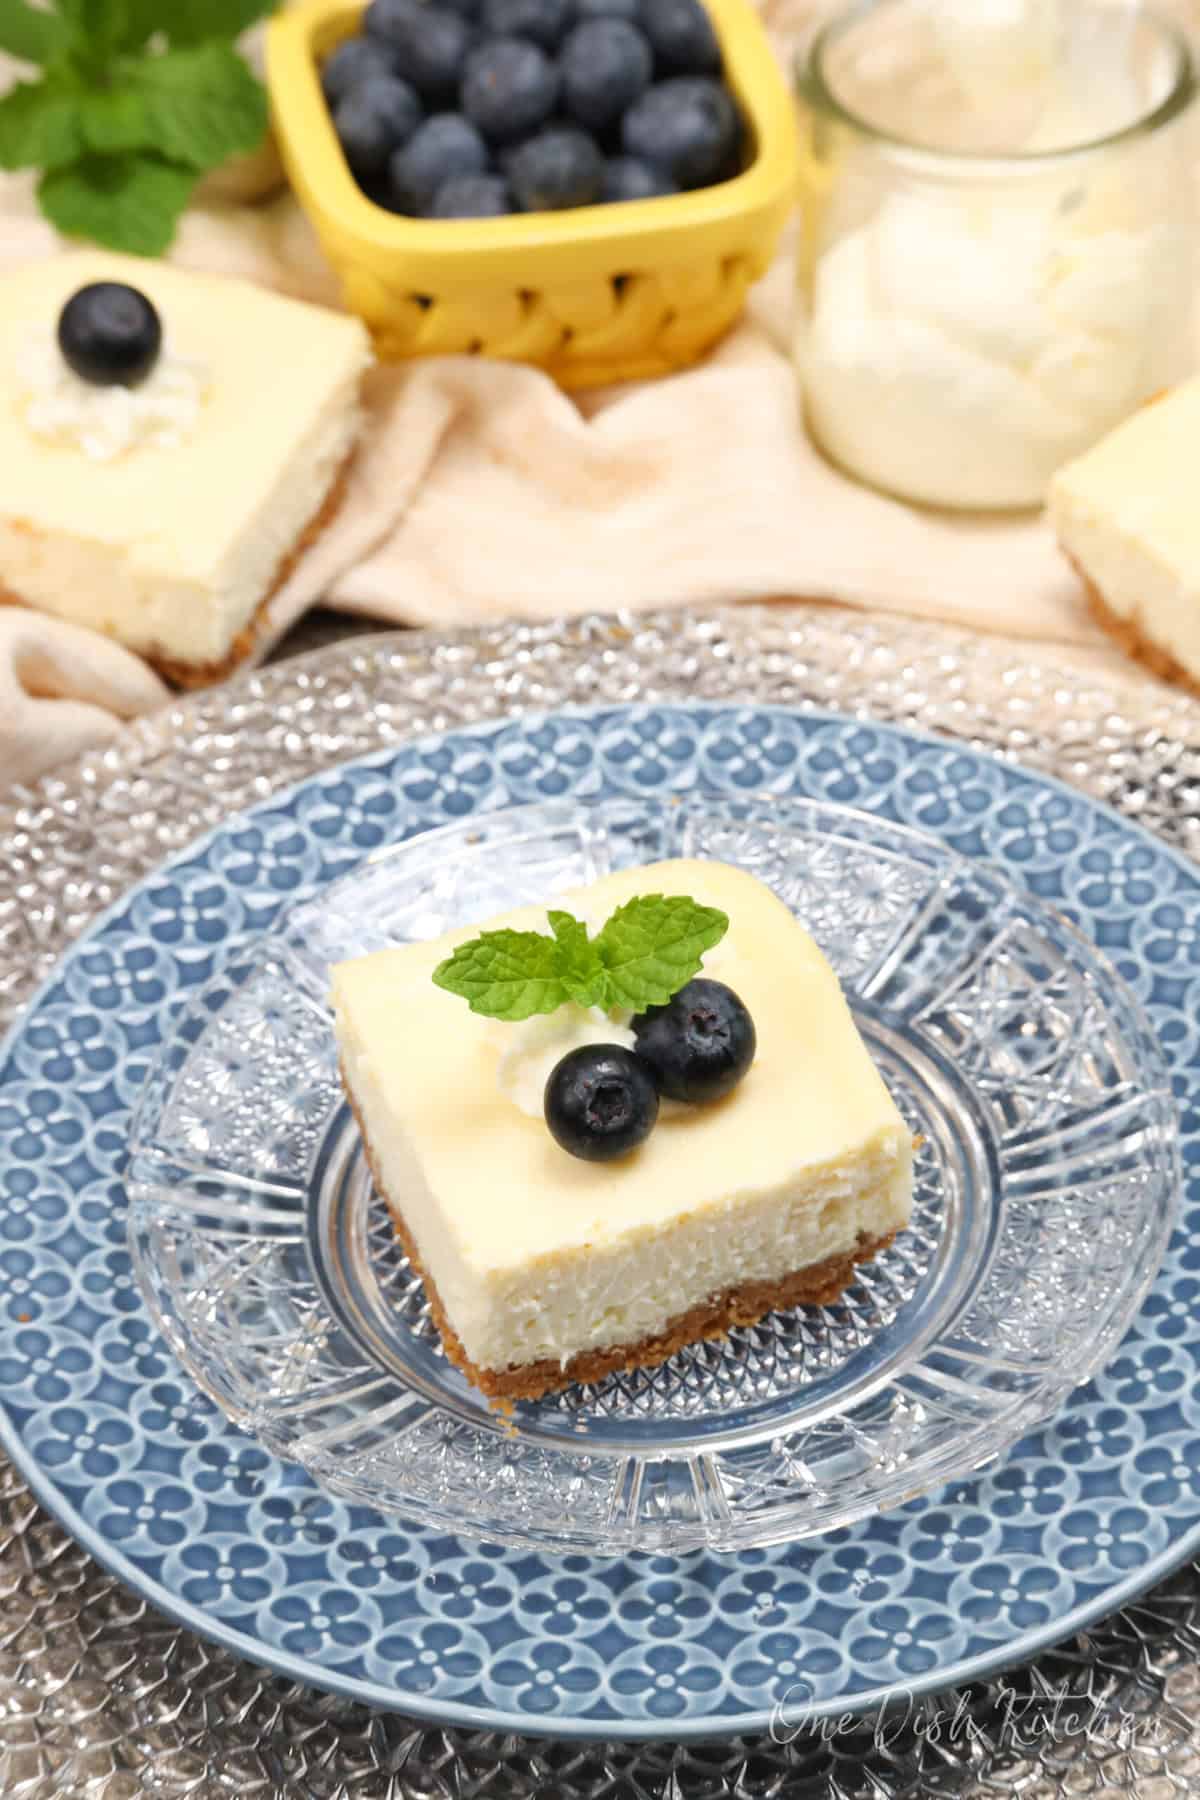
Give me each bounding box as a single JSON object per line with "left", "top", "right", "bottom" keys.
{"left": 1050, "top": 382, "right": 1200, "bottom": 691}
{"left": 0, "top": 252, "right": 371, "bottom": 687}
{"left": 331, "top": 859, "right": 914, "bottom": 1402}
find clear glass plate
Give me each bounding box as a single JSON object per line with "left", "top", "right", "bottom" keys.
{"left": 127, "top": 795, "right": 1177, "bottom": 1554}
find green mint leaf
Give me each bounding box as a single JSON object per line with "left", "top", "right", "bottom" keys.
{"left": 547, "top": 910, "right": 607, "bottom": 1009}
{"left": 547, "top": 909, "right": 589, "bottom": 961}
{"left": 433, "top": 929, "right": 571, "bottom": 1023}
{"left": 124, "top": 42, "right": 267, "bottom": 171}
{"left": 77, "top": 86, "right": 152, "bottom": 154}
{"left": 111, "top": 0, "right": 164, "bottom": 52}
{"left": 593, "top": 895, "right": 728, "bottom": 1012}
{"left": 57, "top": 0, "right": 130, "bottom": 61}
{"left": 0, "top": 75, "right": 87, "bottom": 171}
{"left": 120, "top": 0, "right": 276, "bottom": 51}
{"left": 57, "top": 0, "right": 112, "bottom": 29}
{"left": 433, "top": 892, "right": 729, "bottom": 1021}
{"left": 0, "top": 0, "right": 70, "bottom": 65}
{"left": 38, "top": 149, "right": 195, "bottom": 255}
{"left": 165, "top": 0, "right": 278, "bottom": 46}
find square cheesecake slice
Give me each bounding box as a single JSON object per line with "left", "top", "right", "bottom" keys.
{"left": 1050, "top": 381, "right": 1200, "bottom": 690}
{"left": 0, "top": 252, "right": 371, "bottom": 687}
{"left": 331, "top": 858, "right": 914, "bottom": 1401}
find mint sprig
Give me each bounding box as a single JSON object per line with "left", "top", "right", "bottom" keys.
{"left": 0, "top": 1, "right": 67, "bottom": 65}
{"left": 0, "top": 0, "right": 274, "bottom": 256}
{"left": 433, "top": 895, "right": 729, "bottom": 1023}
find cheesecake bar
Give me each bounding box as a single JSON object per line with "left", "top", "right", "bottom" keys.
{"left": 0, "top": 252, "right": 371, "bottom": 686}
{"left": 331, "top": 858, "right": 914, "bottom": 1401}
{"left": 1050, "top": 382, "right": 1200, "bottom": 689}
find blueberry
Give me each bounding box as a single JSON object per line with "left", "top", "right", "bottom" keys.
{"left": 366, "top": 0, "right": 471, "bottom": 101}
{"left": 321, "top": 36, "right": 401, "bottom": 106}
{"left": 364, "top": 0, "right": 419, "bottom": 43}
{"left": 632, "top": 978, "right": 755, "bottom": 1104}
{"left": 602, "top": 153, "right": 676, "bottom": 200}
{"left": 461, "top": 38, "right": 559, "bottom": 143}
{"left": 621, "top": 76, "right": 739, "bottom": 187}
{"left": 481, "top": 0, "right": 573, "bottom": 49}
{"left": 431, "top": 171, "right": 513, "bottom": 214}
{"left": 57, "top": 282, "right": 161, "bottom": 388}
{"left": 640, "top": 0, "right": 720, "bottom": 74}
{"left": 576, "top": 0, "right": 640, "bottom": 18}
{"left": 388, "top": 111, "right": 488, "bottom": 211}
{"left": 507, "top": 124, "right": 603, "bottom": 209}
{"left": 544, "top": 1044, "right": 659, "bottom": 1161}
{"left": 334, "top": 74, "right": 423, "bottom": 174}
{"left": 561, "top": 19, "right": 652, "bottom": 132}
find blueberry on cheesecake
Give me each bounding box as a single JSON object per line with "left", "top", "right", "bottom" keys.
{"left": 57, "top": 282, "right": 162, "bottom": 387}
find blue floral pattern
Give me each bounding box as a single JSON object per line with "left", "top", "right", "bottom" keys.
{"left": 1, "top": 703, "right": 1200, "bottom": 1738}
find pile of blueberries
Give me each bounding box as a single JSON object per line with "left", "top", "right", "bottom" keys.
{"left": 323, "top": 0, "right": 745, "bottom": 218}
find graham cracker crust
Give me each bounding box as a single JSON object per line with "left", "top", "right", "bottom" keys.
{"left": 1, "top": 454, "right": 353, "bottom": 692}
{"left": 1067, "top": 553, "right": 1200, "bottom": 698}
{"left": 341, "top": 1064, "right": 897, "bottom": 1403}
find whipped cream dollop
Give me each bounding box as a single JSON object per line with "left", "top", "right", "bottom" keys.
{"left": 488, "top": 1004, "right": 638, "bottom": 1120}
{"left": 15, "top": 331, "right": 211, "bottom": 462}
{"left": 800, "top": 0, "right": 1190, "bottom": 508}
{"left": 801, "top": 189, "right": 1182, "bottom": 509}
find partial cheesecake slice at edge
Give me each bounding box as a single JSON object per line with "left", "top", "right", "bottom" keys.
{"left": 331, "top": 857, "right": 915, "bottom": 1402}
{"left": 0, "top": 251, "right": 372, "bottom": 688}
{"left": 1050, "top": 382, "right": 1200, "bottom": 692}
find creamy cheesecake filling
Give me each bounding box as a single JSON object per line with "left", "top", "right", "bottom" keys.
{"left": 339, "top": 1014, "right": 912, "bottom": 1369}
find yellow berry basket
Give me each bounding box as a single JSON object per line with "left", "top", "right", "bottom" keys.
{"left": 267, "top": 0, "right": 798, "bottom": 388}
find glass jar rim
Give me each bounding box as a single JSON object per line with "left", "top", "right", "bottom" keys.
{"left": 797, "top": 0, "right": 1197, "bottom": 169}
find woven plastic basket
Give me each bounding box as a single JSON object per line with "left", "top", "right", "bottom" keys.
{"left": 267, "top": 0, "right": 799, "bottom": 389}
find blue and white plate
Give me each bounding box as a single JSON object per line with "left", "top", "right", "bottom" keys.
{"left": 2, "top": 703, "right": 1200, "bottom": 1739}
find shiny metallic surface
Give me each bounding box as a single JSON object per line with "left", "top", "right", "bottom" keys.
{"left": 3, "top": 604, "right": 1200, "bottom": 1796}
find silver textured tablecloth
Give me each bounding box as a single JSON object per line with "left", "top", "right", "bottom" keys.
{"left": 3, "top": 604, "right": 1200, "bottom": 1798}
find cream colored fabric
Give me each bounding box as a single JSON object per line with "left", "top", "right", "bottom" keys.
{"left": 332, "top": 240, "right": 1096, "bottom": 644}
{"left": 0, "top": 5, "right": 1154, "bottom": 786}
{"left": 0, "top": 609, "right": 168, "bottom": 787}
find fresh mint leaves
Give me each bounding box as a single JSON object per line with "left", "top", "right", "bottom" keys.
{"left": 125, "top": 42, "right": 268, "bottom": 172}
{"left": 590, "top": 894, "right": 728, "bottom": 1011}
{"left": 0, "top": 0, "right": 274, "bottom": 255}
{"left": 0, "top": 1, "right": 67, "bottom": 65}
{"left": 40, "top": 152, "right": 198, "bottom": 257}
{"left": 0, "top": 69, "right": 83, "bottom": 169}
{"left": 433, "top": 928, "right": 576, "bottom": 1024}
{"left": 433, "top": 895, "right": 729, "bottom": 1022}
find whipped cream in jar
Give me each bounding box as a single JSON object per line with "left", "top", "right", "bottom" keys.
{"left": 794, "top": 0, "right": 1198, "bottom": 511}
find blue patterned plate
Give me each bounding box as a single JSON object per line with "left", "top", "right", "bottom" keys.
{"left": 2, "top": 703, "right": 1199, "bottom": 1740}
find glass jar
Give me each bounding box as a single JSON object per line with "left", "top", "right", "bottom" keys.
{"left": 794, "top": 0, "right": 1198, "bottom": 511}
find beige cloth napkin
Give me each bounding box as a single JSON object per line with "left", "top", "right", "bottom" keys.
{"left": 0, "top": 609, "right": 168, "bottom": 786}
{"left": 0, "top": 7, "right": 1141, "bottom": 787}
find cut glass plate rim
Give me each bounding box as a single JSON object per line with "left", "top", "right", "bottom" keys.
{"left": 126, "top": 791, "right": 1174, "bottom": 1553}
{"left": 0, "top": 700, "right": 1194, "bottom": 1740}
